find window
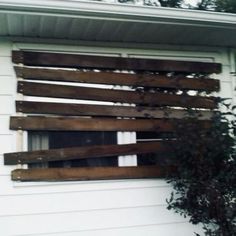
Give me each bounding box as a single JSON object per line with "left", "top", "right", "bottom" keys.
{"left": 4, "top": 50, "right": 221, "bottom": 181}
{"left": 28, "top": 131, "right": 117, "bottom": 168}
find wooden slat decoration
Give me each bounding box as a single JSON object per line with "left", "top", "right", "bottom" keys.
{"left": 11, "top": 166, "right": 173, "bottom": 181}
{"left": 6, "top": 50, "right": 222, "bottom": 182}
{"left": 12, "top": 51, "right": 222, "bottom": 73}
{"left": 17, "top": 81, "right": 217, "bottom": 109}
{"left": 4, "top": 141, "right": 172, "bottom": 165}
{"left": 15, "top": 66, "right": 220, "bottom": 92}
{"left": 10, "top": 116, "right": 211, "bottom": 132}
{"left": 9, "top": 116, "right": 173, "bottom": 132}
{"left": 16, "top": 101, "right": 214, "bottom": 120}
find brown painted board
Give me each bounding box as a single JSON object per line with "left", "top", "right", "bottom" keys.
{"left": 10, "top": 116, "right": 211, "bottom": 132}
{"left": 11, "top": 166, "right": 172, "bottom": 181}
{"left": 10, "top": 116, "right": 174, "bottom": 131}
{"left": 14, "top": 66, "right": 220, "bottom": 91}
{"left": 16, "top": 101, "right": 214, "bottom": 120}
{"left": 4, "top": 141, "right": 171, "bottom": 165}
{"left": 12, "top": 51, "right": 222, "bottom": 73}
{"left": 17, "top": 81, "right": 217, "bottom": 109}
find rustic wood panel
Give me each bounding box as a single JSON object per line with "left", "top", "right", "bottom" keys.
{"left": 11, "top": 166, "right": 172, "bottom": 181}
{"left": 14, "top": 66, "right": 220, "bottom": 91}
{"left": 8, "top": 51, "right": 222, "bottom": 182}
{"left": 17, "top": 81, "right": 217, "bottom": 109}
{"left": 4, "top": 141, "right": 172, "bottom": 165}
{"left": 12, "top": 51, "right": 222, "bottom": 73}
{"left": 10, "top": 116, "right": 177, "bottom": 131}
{"left": 16, "top": 101, "right": 214, "bottom": 120}
{"left": 10, "top": 116, "right": 211, "bottom": 132}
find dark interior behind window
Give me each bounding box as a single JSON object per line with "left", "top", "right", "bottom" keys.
{"left": 29, "top": 131, "right": 118, "bottom": 168}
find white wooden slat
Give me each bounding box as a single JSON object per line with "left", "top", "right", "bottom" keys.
{"left": 0, "top": 134, "right": 15, "bottom": 175}
{"left": 39, "top": 16, "right": 58, "bottom": 38}
{"left": 22, "top": 222, "right": 203, "bottom": 236}
{"left": 107, "top": 21, "right": 124, "bottom": 41}
{"left": 0, "top": 96, "right": 14, "bottom": 114}
{"left": 0, "top": 116, "right": 12, "bottom": 134}
{"left": 0, "top": 155, "right": 15, "bottom": 176}
{"left": 0, "top": 14, "right": 8, "bottom": 36}
{"left": 123, "top": 23, "right": 142, "bottom": 42}
{"left": 54, "top": 17, "right": 73, "bottom": 39}
{"left": 0, "top": 175, "right": 169, "bottom": 196}
{"left": 137, "top": 24, "right": 163, "bottom": 44}
{"left": 214, "top": 65, "right": 230, "bottom": 81}
{"left": 0, "top": 135, "right": 14, "bottom": 155}
{"left": 7, "top": 14, "right": 23, "bottom": 36}
{"left": 0, "top": 41, "right": 12, "bottom": 57}
{"left": 68, "top": 18, "right": 90, "bottom": 40}
{"left": 219, "top": 81, "right": 233, "bottom": 98}
{"left": 23, "top": 15, "right": 41, "bottom": 38}
{"left": 81, "top": 19, "right": 106, "bottom": 41}
{"left": 0, "top": 205, "right": 187, "bottom": 235}
{"left": 0, "top": 76, "right": 15, "bottom": 94}
{"left": 154, "top": 25, "right": 181, "bottom": 44}
{"left": 95, "top": 21, "right": 120, "bottom": 41}
{"left": 0, "top": 41, "right": 15, "bottom": 178}
{"left": 109, "top": 21, "right": 132, "bottom": 42}
{"left": 0, "top": 186, "right": 172, "bottom": 216}
{"left": 0, "top": 57, "right": 14, "bottom": 76}
{"left": 192, "top": 29, "right": 228, "bottom": 47}
{"left": 174, "top": 25, "right": 202, "bottom": 45}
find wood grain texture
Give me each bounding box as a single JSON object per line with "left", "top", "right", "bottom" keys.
{"left": 11, "top": 166, "right": 172, "bottom": 181}
{"left": 14, "top": 66, "right": 220, "bottom": 91}
{"left": 16, "top": 101, "right": 214, "bottom": 120}
{"left": 9, "top": 116, "right": 176, "bottom": 131}
{"left": 4, "top": 141, "right": 171, "bottom": 165}
{"left": 12, "top": 51, "right": 222, "bottom": 73}
{"left": 17, "top": 81, "right": 217, "bottom": 109}
{"left": 10, "top": 116, "right": 211, "bottom": 131}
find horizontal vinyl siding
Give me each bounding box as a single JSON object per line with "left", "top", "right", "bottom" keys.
{"left": 0, "top": 41, "right": 16, "bottom": 178}
{"left": 17, "top": 223, "right": 202, "bottom": 236}
{"left": 0, "top": 185, "right": 172, "bottom": 216}
{"left": 0, "top": 205, "right": 188, "bottom": 235}
{"left": 0, "top": 178, "right": 200, "bottom": 236}
{"left": 0, "top": 96, "right": 14, "bottom": 114}
{"left": 1, "top": 41, "right": 234, "bottom": 236}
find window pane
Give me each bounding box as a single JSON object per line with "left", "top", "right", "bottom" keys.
{"left": 28, "top": 131, "right": 118, "bottom": 168}
{"left": 136, "top": 132, "right": 174, "bottom": 166}
{"left": 28, "top": 131, "right": 49, "bottom": 168}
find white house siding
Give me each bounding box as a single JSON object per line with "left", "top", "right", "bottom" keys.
{"left": 0, "top": 40, "right": 235, "bottom": 236}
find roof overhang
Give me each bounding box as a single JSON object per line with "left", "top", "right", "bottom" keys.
{"left": 0, "top": 0, "right": 236, "bottom": 47}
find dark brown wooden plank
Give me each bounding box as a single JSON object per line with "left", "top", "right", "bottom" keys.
{"left": 11, "top": 166, "right": 172, "bottom": 181}
{"left": 17, "top": 81, "right": 217, "bottom": 109}
{"left": 14, "top": 66, "right": 220, "bottom": 91}
{"left": 4, "top": 141, "right": 171, "bottom": 165}
{"left": 16, "top": 101, "right": 214, "bottom": 120}
{"left": 10, "top": 116, "right": 175, "bottom": 131}
{"left": 12, "top": 51, "right": 222, "bottom": 73}
{"left": 10, "top": 116, "right": 211, "bottom": 131}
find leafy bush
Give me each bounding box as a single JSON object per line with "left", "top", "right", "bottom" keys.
{"left": 166, "top": 100, "right": 236, "bottom": 236}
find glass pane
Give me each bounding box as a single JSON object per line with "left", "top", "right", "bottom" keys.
{"left": 28, "top": 131, "right": 118, "bottom": 168}
{"left": 48, "top": 131, "right": 117, "bottom": 167}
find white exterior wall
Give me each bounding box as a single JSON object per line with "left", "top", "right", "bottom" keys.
{"left": 0, "top": 40, "right": 235, "bottom": 236}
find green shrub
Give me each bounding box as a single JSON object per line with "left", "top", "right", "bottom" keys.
{"left": 166, "top": 100, "right": 236, "bottom": 236}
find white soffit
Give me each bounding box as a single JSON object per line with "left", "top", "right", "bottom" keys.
{"left": 0, "top": 0, "right": 236, "bottom": 47}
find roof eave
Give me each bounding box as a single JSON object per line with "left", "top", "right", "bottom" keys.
{"left": 0, "top": 0, "right": 236, "bottom": 27}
